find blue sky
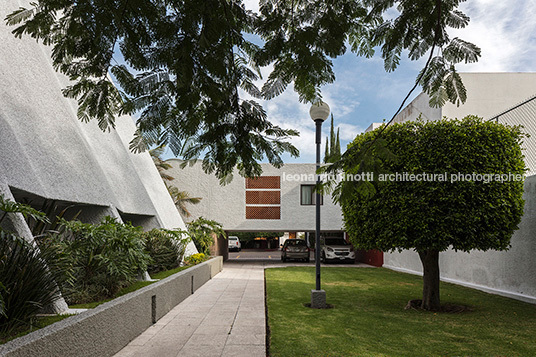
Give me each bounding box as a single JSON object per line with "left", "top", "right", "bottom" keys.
{"left": 163, "top": 0, "right": 536, "bottom": 163}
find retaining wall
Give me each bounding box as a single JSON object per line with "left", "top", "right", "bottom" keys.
{"left": 0, "top": 257, "right": 223, "bottom": 357}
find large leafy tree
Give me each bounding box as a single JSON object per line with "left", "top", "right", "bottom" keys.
{"left": 6, "top": 0, "right": 479, "bottom": 180}
{"left": 341, "top": 117, "right": 526, "bottom": 310}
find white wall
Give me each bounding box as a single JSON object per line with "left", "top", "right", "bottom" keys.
{"left": 384, "top": 175, "right": 536, "bottom": 303}
{"left": 166, "top": 161, "right": 344, "bottom": 232}
{"left": 0, "top": 0, "right": 196, "bottom": 254}
{"left": 394, "top": 73, "right": 536, "bottom": 123}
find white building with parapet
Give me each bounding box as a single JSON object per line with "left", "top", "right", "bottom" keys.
{"left": 167, "top": 161, "right": 344, "bottom": 232}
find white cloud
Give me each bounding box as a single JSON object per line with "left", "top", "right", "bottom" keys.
{"left": 453, "top": 0, "right": 536, "bottom": 72}
{"left": 337, "top": 123, "right": 363, "bottom": 141}
{"left": 243, "top": 0, "right": 259, "bottom": 13}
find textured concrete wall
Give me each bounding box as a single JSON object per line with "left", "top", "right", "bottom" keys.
{"left": 441, "top": 73, "right": 536, "bottom": 121}
{"left": 394, "top": 73, "right": 536, "bottom": 123}
{"left": 493, "top": 96, "right": 536, "bottom": 175}
{"left": 384, "top": 173, "right": 536, "bottom": 303}
{"left": 166, "top": 161, "right": 344, "bottom": 232}
{"left": 0, "top": 257, "right": 223, "bottom": 357}
{"left": 0, "top": 1, "right": 197, "bottom": 255}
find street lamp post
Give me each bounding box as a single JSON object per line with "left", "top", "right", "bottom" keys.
{"left": 309, "top": 102, "right": 330, "bottom": 308}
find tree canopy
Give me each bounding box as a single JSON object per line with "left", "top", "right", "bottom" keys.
{"left": 341, "top": 116, "right": 526, "bottom": 309}
{"left": 6, "top": 0, "right": 479, "bottom": 181}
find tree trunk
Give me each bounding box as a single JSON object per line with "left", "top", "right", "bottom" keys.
{"left": 418, "top": 250, "right": 441, "bottom": 311}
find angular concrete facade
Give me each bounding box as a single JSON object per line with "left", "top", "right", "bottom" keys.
{"left": 381, "top": 73, "right": 536, "bottom": 303}
{"left": 0, "top": 1, "right": 196, "bottom": 251}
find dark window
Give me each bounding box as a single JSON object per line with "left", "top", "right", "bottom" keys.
{"left": 300, "top": 185, "right": 323, "bottom": 205}
{"left": 324, "top": 238, "right": 348, "bottom": 246}
{"left": 284, "top": 239, "right": 307, "bottom": 247}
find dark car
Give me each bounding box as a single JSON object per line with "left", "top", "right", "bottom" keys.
{"left": 281, "top": 239, "right": 310, "bottom": 262}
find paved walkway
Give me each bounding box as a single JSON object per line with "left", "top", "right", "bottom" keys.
{"left": 114, "top": 262, "right": 266, "bottom": 357}
{"left": 114, "top": 254, "right": 370, "bottom": 357}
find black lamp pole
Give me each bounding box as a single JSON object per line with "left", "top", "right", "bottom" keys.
{"left": 314, "top": 118, "right": 323, "bottom": 291}
{"left": 309, "top": 102, "right": 329, "bottom": 308}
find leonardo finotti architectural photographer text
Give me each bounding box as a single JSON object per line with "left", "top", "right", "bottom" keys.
{"left": 282, "top": 172, "right": 524, "bottom": 183}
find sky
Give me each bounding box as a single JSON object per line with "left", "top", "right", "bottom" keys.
{"left": 234, "top": 0, "right": 536, "bottom": 164}
{"left": 161, "top": 0, "right": 536, "bottom": 163}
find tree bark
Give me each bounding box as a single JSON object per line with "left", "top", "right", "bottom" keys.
{"left": 418, "top": 250, "right": 441, "bottom": 311}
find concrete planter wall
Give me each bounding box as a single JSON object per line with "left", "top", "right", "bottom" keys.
{"left": 0, "top": 257, "right": 223, "bottom": 357}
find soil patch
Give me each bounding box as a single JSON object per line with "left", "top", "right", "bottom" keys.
{"left": 405, "top": 299, "right": 472, "bottom": 313}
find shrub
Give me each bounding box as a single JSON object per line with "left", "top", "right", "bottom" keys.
{"left": 186, "top": 217, "right": 225, "bottom": 256}
{"left": 143, "top": 228, "right": 190, "bottom": 274}
{"left": 0, "top": 232, "right": 64, "bottom": 332}
{"left": 184, "top": 253, "right": 206, "bottom": 265}
{"left": 0, "top": 283, "right": 5, "bottom": 319}
{"left": 43, "top": 217, "right": 151, "bottom": 304}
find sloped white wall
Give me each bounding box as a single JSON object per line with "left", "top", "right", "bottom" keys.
{"left": 0, "top": 0, "right": 196, "bottom": 255}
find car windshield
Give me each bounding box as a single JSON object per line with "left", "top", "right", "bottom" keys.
{"left": 324, "top": 238, "right": 348, "bottom": 246}
{"left": 229, "top": 237, "right": 238, "bottom": 241}
{"left": 286, "top": 240, "right": 306, "bottom": 246}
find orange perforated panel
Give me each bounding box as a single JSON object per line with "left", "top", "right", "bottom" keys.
{"left": 246, "top": 191, "right": 281, "bottom": 205}
{"left": 246, "top": 206, "right": 281, "bottom": 220}
{"left": 246, "top": 176, "right": 280, "bottom": 189}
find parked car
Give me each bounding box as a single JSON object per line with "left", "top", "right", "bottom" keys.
{"left": 321, "top": 237, "right": 355, "bottom": 263}
{"left": 228, "top": 236, "right": 241, "bottom": 252}
{"left": 281, "top": 239, "right": 310, "bottom": 262}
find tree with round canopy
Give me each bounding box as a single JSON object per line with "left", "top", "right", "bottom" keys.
{"left": 340, "top": 116, "right": 526, "bottom": 310}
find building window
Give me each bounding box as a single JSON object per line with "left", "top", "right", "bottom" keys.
{"left": 300, "top": 185, "right": 323, "bottom": 205}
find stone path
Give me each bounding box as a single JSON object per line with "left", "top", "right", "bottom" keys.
{"left": 114, "top": 256, "right": 370, "bottom": 357}
{"left": 114, "top": 262, "right": 266, "bottom": 357}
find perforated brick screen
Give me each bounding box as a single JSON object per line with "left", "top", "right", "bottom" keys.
{"left": 245, "top": 176, "right": 280, "bottom": 189}
{"left": 246, "top": 191, "right": 281, "bottom": 205}
{"left": 246, "top": 206, "right": 281, "bottom": 220}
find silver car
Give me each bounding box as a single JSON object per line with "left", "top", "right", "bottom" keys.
{"left": 281, "top": 239, "right": 310, "bottom": 262}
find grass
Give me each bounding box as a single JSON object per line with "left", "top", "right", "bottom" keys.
{"left": 0, "top": 314, "right": 74, "bottom": 345}
{"left": 266, "top": 267, "right": 536, "bottom": 356}
{"left": 70, "top": 265, "right": 190, "bottom": 309}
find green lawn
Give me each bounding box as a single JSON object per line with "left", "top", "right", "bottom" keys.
{"left": 266, "top": 267, "right": 536, "bottom": 356}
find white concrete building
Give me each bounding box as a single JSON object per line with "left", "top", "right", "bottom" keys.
{"left": 0, "top": 0, "right": 196, "bottom": 256}
{"left": 167, "top": 161, "right": 344, "bottom": 232}
{"left": 378, "top": 73, "right": 536, "bottom": 303}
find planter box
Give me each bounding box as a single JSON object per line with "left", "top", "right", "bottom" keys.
{"left": 0, "top": 257, "right": 223, "bottom": 357}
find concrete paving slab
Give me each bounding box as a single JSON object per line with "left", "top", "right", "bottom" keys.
{"left": 221, "top": 345, "right": 266, "bottom": 357}
{"left": 114, "top": 262, "right": 266, "bottom": 357}
{"left": 114, "top": 256, "right": 372, "bottom": 357}
{"left": 176, "top": 344, "right": 225, "bottom": 357}
{"left": 226, "top": 332, "right": 265, "bottom": 345}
